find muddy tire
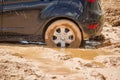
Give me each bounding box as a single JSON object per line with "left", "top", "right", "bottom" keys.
{"left": 45, "top": 19, "right": 82, "bottom": 48}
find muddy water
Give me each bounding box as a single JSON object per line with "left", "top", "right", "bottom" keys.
{"left": 0, "top": 43, "right": 112, "bottom": 74}
{"left": 54, "top": 48, "right": 111, "bottom": 60}
{"left": 54, "top": 48, "right": 111, "bottom": 67}
{"left": 0, "top": 43, "right": 111, "bottom": 60}
{"left": 0, "top": 44, "right": 76, "bottom": 75}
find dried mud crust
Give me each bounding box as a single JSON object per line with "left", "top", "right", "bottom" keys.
{"left": 101, "top": 0, "right": 120, "bottom": 26}
{"left": 100, "top": 23, "right": 120, "bottom": 50}
{"left": 0, "top": 51, "right": 44, "bottom": 80}
{"left": 0, "top": 0, "right": 120, "bottom": 80}
{"left": 0, "top": 48, "right": 120, "bottom": 80}
{"left": 104, "top": 8, "right": 120, "bottom": 26}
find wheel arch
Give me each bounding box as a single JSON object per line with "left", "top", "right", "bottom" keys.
{"left": 42, "top": 17, "right": 84, "bottom": 42}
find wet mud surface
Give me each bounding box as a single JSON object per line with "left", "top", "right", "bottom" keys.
{"left": 0, "top": 36, "right": 120, "bottom": 80}
{"left": 0, "top": 0, "right": 120, "bottom": 80}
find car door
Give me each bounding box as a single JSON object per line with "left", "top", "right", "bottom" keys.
{"left": 0, "top": 0, "right": 3, "bottom": 31}
{"left": 2, "top": 0, "right": 50, "bottom": 35}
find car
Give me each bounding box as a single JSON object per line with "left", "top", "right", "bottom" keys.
{"left": 0, "top": 0, "right": 103, "bottom": 48}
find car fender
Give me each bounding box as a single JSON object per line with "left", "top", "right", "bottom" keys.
{"left": 37, "top": 1, "right": 85, "bottom": 41}
{"left": 40, "top": 1, "right": 83, "bottom": 20}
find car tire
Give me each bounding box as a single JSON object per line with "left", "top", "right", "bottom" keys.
{"left": 45, "top": 19, "right": 82, "bottom": 48}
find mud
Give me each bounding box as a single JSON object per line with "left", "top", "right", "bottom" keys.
{"left": 101, "top": 0, "right": 120, "bottom": 26}
{"left": 0, "top": 40, "right": 120, "bottom": 80}
{"left": 0, "top": 0, "right": 120, "bottom": 80}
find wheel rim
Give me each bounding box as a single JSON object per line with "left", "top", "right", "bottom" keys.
{"left": 52, "top": 26, "right": 75, "bottom": 47}
{"left": 45, "top": 19, "right": 82, "bottom": 48}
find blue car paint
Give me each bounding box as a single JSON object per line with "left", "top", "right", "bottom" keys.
{"left": 0, "top": 0, "right": 103, "bottom": 42}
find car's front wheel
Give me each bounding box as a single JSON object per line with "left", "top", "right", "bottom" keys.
{"left": 45, "top": 19, "right": 82, "bottom": 48}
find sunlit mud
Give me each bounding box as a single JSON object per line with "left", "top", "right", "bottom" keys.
{"left": 0, "top": 41, "right": 119, "bottom": 80}
{"left": 0, "top": 0, "right": 120, "bottom": 79}
{"left": 54, "top": 48, "right": 111, "bottom": 60}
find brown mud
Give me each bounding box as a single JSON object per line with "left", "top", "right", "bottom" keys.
{"left": 0, "top": 0, "right": 120, "bottom": 80}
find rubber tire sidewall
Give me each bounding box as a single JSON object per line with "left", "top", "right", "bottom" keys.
{"left": 45, "top": 19, "right": 82, "bottom": 48}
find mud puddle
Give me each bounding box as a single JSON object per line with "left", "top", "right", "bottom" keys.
{"left": 0, "top": 43, "right": 119, "bottom": 80}
{"left": 0, "top": 43, "right": 112, "bottom": 60}
{"left": 0, "top": 44, "right": 75, "bottom": 75}
{"left": 54, "top": 48, "right": 111, "bottom": 60}
{"left": 0, "top": 43, "right": 112, "bottom": 68}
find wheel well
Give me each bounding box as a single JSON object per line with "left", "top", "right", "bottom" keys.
{"left": 43, "top": 17, "right": 83, "bottom": 41}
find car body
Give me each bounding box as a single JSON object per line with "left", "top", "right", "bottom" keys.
{"left": 0, "top": 0, "right": 103, "bottom": 47}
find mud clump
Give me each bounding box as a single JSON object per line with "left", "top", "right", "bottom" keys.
{"left": 91, "top": 71, "right": 106, "bottom": 80}
{"left": 101, "top": 0, "right": 120, "bottom": 26}
{"left": 0, "top": 52, "right": 44, "bottom": 80}
{"left": 104, "top": 8, "right": 120, "bottom": 26}
{"left": 103, "top": 57, "right": 120, "bottom": 67}
{"left": 100, "top": 22, "right": 120, "bottom": 49}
